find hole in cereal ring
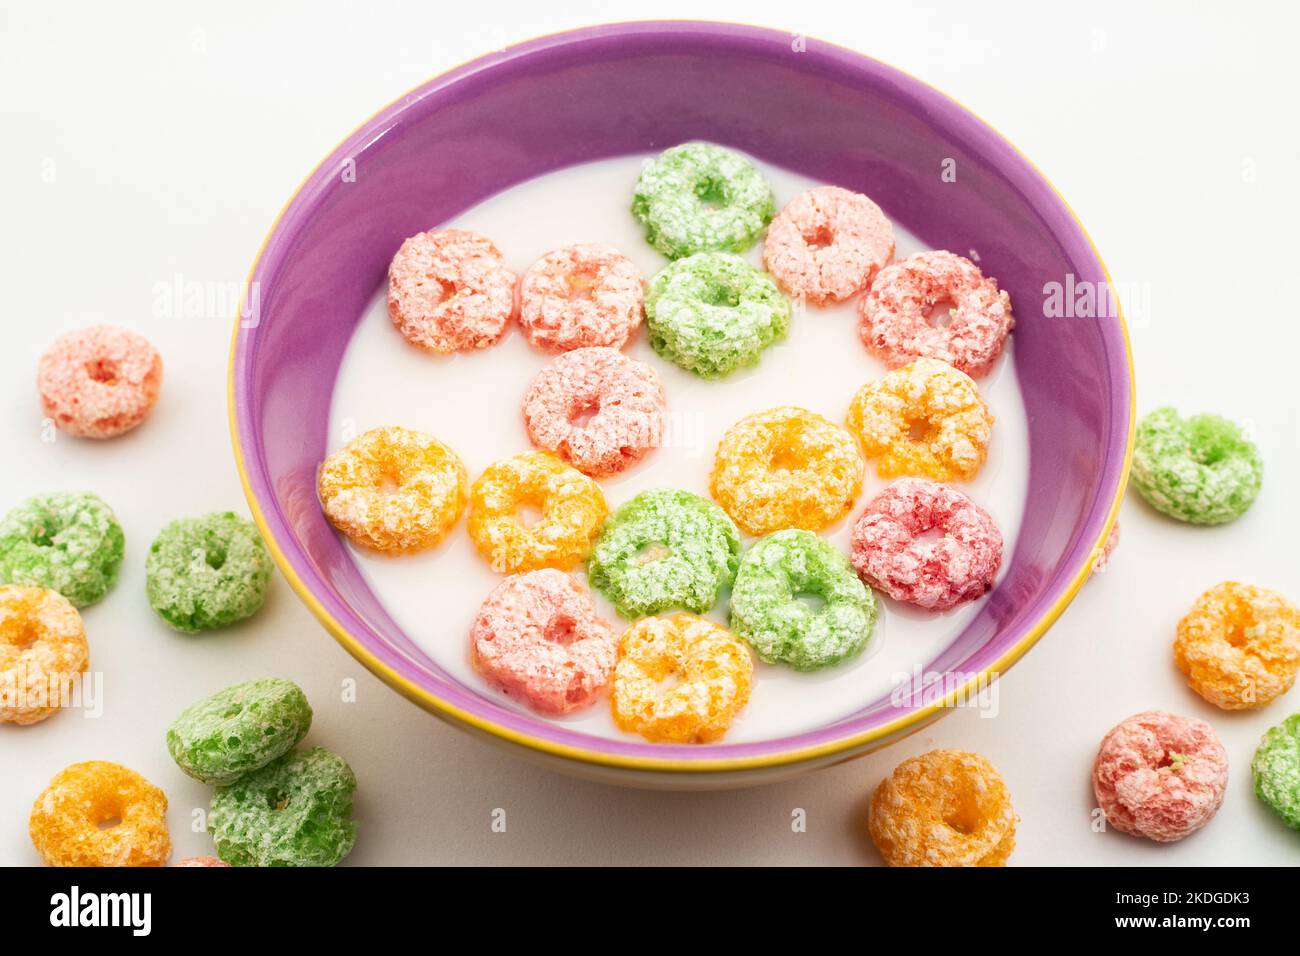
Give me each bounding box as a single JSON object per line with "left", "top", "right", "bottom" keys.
{"left": 924, "top": 299, "right": 956, "bottom": 329}
{"left": 802, "top": 224, "right": 835, "bottom": 250}
{"left": 943, "top": 797, "right": 980, "bottom": 835}
{"left": 204, "top": 543, "right": 228, "bottom": 571}
{"left": 266, "top": 790, "right": 290, "bottom": 811}
{"left": 769, "top": 446, "right": 805, "bottom": 471}
{"left": 568, "top": 396, "right": 601, "bottom": 429}
{"left": 515, "top": 502, "right": 544, "bottom": 529}
{"left": 792, "top": 591, "right": 827, "bottom": 615}
{"left": 694, "top": 175, "right": 729, "bottom": 211}
{"left": 85, "top": 358, "right": 120, "bottom": 385}
{"left": 97, "top": 815, "right": 122, "bottom": 831}
{"left": 544, "top": 614, "right": 578, "bottom": 646}
{"left": 636, "top": 542, "right": 671, "bottom": 565}
{"left": 565, "top": 267, "right": 600, "bottom": 303}
{"left": 906, "top": 417, "right": 935, "bottom": 444}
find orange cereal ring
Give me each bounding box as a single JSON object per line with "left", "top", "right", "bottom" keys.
{"left": 0, "top": 586, "right": 88, "bottom": 725}
{"left": 318, "top": 426, "right": 467, "bottom": 554}
{"left": 710, "top": 406, "right": 863, "bottom": 536}
{"left": 468, "top": 451, "right": 607, "bottom": 574}
{"left": 30, "top": 761, "right": 171, "bottom": 867}
{"left": 846, "top": 357, "right": 993, "bottom": 481}
{"left": 869, "top": 749, "right": 1017, "bottom": 867}
{"left": 1174, "top": 581, "right": 1300, "bottom": 710}
{"left": 611, "top": 613, "right": 752, "bottom": 743}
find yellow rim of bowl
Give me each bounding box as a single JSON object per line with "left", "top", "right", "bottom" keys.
{"left": 228, "top": 21, "right": 1136, "bottom": 775}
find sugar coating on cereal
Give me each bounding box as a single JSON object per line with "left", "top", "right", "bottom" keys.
{"left": 37, "top": 325, "right": 163, "bottom": 439}
{"left": 1092, "top": 710, "right": 1228, "bottom": 843}
{"left": 859, "top": 250, "right": 1013, "bottom": 378}
{"left": 763, "top": 185, "right": 893, "bottom": 305}
{"left": 522, "top": 347, "right": 665, "bottom": 478}
{"left": 387, "top": 228, "right": 517, "bottom": 353}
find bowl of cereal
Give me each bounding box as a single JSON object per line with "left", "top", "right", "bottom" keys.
{"left": 229, "top": 21, "right": 1132, "bottom": 787}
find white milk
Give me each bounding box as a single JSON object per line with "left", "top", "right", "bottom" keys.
{"left": 328, "top": 153, "right": 1030, "bottom": 743}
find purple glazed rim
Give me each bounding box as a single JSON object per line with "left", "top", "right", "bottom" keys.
{"left": 229, "top": 20, "right": 1134, "bottom": 774}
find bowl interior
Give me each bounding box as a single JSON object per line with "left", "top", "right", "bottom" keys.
{"left": 232, "top": 22, "right": 1130, "bottom": 770}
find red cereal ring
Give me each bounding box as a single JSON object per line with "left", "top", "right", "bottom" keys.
{"left": 470, "top": 569, "right": 617, "bottom": 715}
{"left": 522, "top": 347, "right": 665, "bottom": 478}
{"left": 858, "top": 250, "right": 1013, "bottom": 378}
{"left": 37, "top": 326, "right": 162, "bottom": 439}
{"left": 518, "top": 244, "right": 643, "bottom": 352}
{"left": 850, "top": 477, "right": 1002, "bottom": 610}
{"left": 763, "top": 186, "right": 894, "bottom": 305}
{"left": 1092, "top": 710, "right": 1229, "bottom": 843}
{"left": 387, "top": 229, "right": 517, "bottom": 353}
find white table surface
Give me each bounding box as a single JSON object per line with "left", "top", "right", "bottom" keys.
{"left": 2, "top": 0, "right": 1297, "bottom": 866}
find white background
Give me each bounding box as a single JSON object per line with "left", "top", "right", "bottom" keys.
{"left": 1, "top": 0, "right": 1297, "bottom": 865}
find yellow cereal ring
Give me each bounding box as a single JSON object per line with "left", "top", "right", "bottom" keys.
{"left": 710, "top": 406, "right": 863, "bottom": 536}
{"left": 468, "top": 451, "right": 607, "bottom": 574}
{"left": 1175, "top": 581, "right": 1300, "bottom": 710}
{"left": 318, "top": 426, "right": 467, "bottom": 554}
{"left": 846, "top": 357, "right": 993, "bottom": 481}
{"left": 869, "top": 749, "right": 1017, "bottom": 867}
{"left": 30, "top": 761, "right": 171, "bottom": 867}
{"left": 611, "top": 613, "right": 753, "bottom": 743}
{"left": 0, "top": 586, "right": 88, "bottom": 726}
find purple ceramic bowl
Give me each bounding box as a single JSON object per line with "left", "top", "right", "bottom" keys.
{"left": 230, "top": 21, "right": 1133, "bottom": 787}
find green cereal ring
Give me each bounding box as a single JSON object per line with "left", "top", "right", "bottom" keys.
{"left": 645, "top": 252, "right": 791, "bottom": 379}
{"left": 0, "top": 491, "right": 124, "bottom": 607}
{"left": 209, "top": 747, "right": 356, "bottom": 867}
{"left": 146, "top": 512, "right": 271, "bottom": 633}
{"left": 1131, "top": 407, "right": 1262, "bottom": 525}
{"left": 1252, "top": 713, "right": 1300, "bottom": 830}
{"left": 729, "top": 529, "right": 877, "bottom": 670}
{"left": 588, "top": 489, "right": 740, "bottom": 619}
{"left": 632, "top": 143, "right": 775, "bottom": 258}
{"left": 166, "top": 678, "right": 312, "bottom": 785}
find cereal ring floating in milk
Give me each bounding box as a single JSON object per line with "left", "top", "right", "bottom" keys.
{"left": 850, "top": 478, "right": 1002, "bottom": 611}
{"left": 522, "top": 347, "right": 665, "bottom": 478}
{"left": 869, "top": 749, "right": 1017, "bottom": 867}
{"left": 587, "top": 489, "right": 740, "bottom": 620}
{"left": 1174, "top": 581, "right": 1300, "bottom": 710}
{"left": 387, "top": 228, "right": 517, "bottom": 353}
{"left": 1092, "top": 710, "right": 1228, "bottom": 843}
{"left": 318, "top": 426, "right": 468, "bottom": 554}
{"left": 611, "top": 613, "right": 753, "bottom": 743}
{"left": 710, "top": 406, "right": 864, "bottom": 536}
{"left": 846, "top": 357, "right": 993, "bottom": 482}
{"left": 0, "top": 586, "right": 88, "bottom": 726}
{"left": 729, "top": 529, "right": 877, "bottom": 671}
{"left": 518, "top": 244, "right": 644, "bottom": 352}
{"left": 644, "top": 252, "right": 790, "bottom": 379}
{"left": 858, "top": 250, "right": 1013, "bottom": 378}
{"left": 30, "top": 761, "right": 171, "bottom": 867}
{"left": 37, "top": 325, "right": 163, "bottom": 439}
{"left": 471, "top": 569, "right": 617, "bottom": 714}
{"left": 632, "top": 143, "right": 775, "bottom": 259}
{"left": 763, "top": 186, "right": 894, "bottom": 305}
{"left": 467, "top": 452, "right": 606, "bottom": 574}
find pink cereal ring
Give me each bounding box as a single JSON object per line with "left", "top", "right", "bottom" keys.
{"left": 763, "top": 186, "right": 894, "bottom": 305}
{"left": 518, "top": 243, "right": 644, "bottom": 352}
{"left": 522, "top": 347, "right": 665, "bottom": 478}
{"left": 850, "top": 477, "right": 1002, "bottom": 610}
{"left": 1092, "top": 710, "right": 1228, "bottom": 843}
{"left": 470, "top": 569, "right": 617, "bottom": 714}
{"left": 37, "top": 325, "right": 163, "bottom": 439}
{"left": 859, "top": 250, "right": 1013, "bottom": 378}
{"left": 387, "top": 229, "right": 518, "bottom": 354}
